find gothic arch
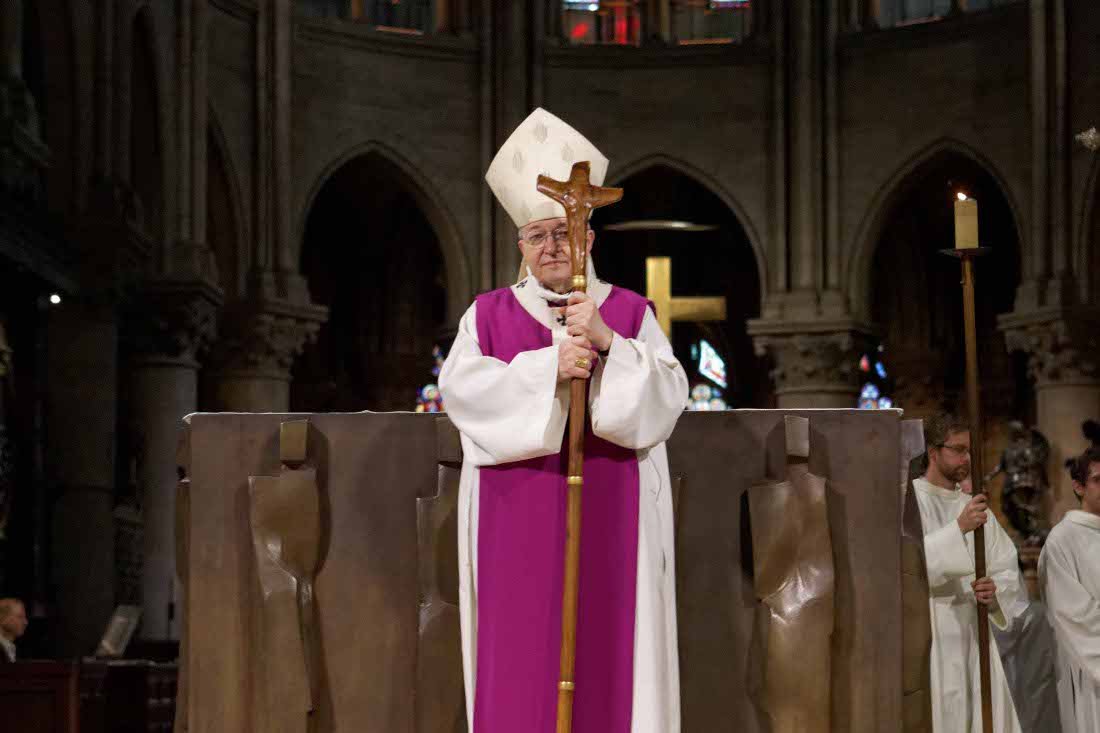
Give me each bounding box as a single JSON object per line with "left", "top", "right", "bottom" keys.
{"left": 1075, "top": 149, "right": 1100, "bottom": 306}
{"left": 607, "top": 153, "right": 769, "bottom": 303}
{"left": 125, "top": 4, "right": 171, "bottom": 246}
{"left": 207, "top": 108, "right": 248, "bottom": 297}
{"left": 847, "top": 137, "right": 1025, "bottom": 320}
{"left": 298, "top": 141, "right": 472, "bottom": 324}
{"left": 34, "top": 0, "right": 78, "bottom": 215}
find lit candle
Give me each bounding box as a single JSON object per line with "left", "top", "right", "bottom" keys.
{"left": 954, "top": 193, "right": 979, "bottom": 249}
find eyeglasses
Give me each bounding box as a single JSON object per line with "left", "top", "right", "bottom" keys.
{"left": 938, "top": 443, "right": 971, "bottom": 457}
{"left": 522, "top": 228, "right": 571, "bottom": 249}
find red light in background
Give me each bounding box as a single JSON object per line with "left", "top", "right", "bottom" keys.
{"left": 570, "top": 22, "right": 589, "bottom": 40}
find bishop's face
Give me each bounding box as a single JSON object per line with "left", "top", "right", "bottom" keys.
{"left": 1074, "top": 461, "right": 1100, "bottom": 516}
{"left": 518, "top": 217, "right": 594, "bottom": 294}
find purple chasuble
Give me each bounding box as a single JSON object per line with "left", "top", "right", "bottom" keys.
{"left": 472, "top": 285, "right": 649, "bottom": 733}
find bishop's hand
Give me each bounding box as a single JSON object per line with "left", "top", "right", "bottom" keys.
{"left": 558, "top": 335, "right": 596, "bottom": 383}
{"left": 565, "top": 293, "right": 614, "bottom": 352}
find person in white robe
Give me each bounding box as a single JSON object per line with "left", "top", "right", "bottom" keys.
{"left": 439, "top": 108, "right": 688, "bottom": 733}
{"left": 1039, "top": 446, "right": 1100, "bottom": 732}
{"left": 959, "top": 481, "right": 1062, "bottom": 732}
{"left": 913, "top": 413, "right": 1025, "bottom": 732}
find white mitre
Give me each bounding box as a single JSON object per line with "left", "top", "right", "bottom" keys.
{"left": 485, "top": 108, "right": 609, "bottom": 229}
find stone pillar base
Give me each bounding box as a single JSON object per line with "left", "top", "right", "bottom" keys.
{"left": 123, "top": 278, "right": 221, "bottom": 640}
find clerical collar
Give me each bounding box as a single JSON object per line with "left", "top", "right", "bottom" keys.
{"left": 1065, "top": 509, "right": 1100, "bottom": 530}
{"left": 520, "top": 257, "right": 603, "bottom": 304}
{"left": 912, "top": 477, "right": 962, "bottom": 500}
{"left": 511, "top": 258, "right": 611, "bottom": 331}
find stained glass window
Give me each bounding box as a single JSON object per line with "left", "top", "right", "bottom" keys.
{"left": 671, "top": 0, "right": 752, "bottom": 45}
{"left": 415, "top": 344, "right": 447, "bottom": 412}
{"left": 563, "top": 1, "right": 642, "bottom": 46}
{"left": 297, "top": 0, "right": 432, "bottom": 33}
{"left": 876, "top": 0, "right": 1021, "bottom": 29}
{"left": 561, "top": 1, "right": 753, "bottom": 46}
{"left": 688, "top": 382, "right": 728, "bottom": 411}
{"left": 686, "top": 339, "right": 731, "bottom": 410}
{"left": 857, "top": 344, "right": 896, "bottom": 410}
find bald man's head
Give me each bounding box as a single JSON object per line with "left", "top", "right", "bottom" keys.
{"left": 0, "top": 598, "right": 27, "bottom": 641}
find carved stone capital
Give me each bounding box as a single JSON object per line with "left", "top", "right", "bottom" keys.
{"left": 123, "top": 279, "right": 223, "bottom": 365}
{"left": 207, "top": 298, "right": 328, "bottom": 380}
{"left": 1000, "top": 308, "right": 1100, "bottom": 387}
{"left": 748, "top": 318, "right": 875, "bottom": 399}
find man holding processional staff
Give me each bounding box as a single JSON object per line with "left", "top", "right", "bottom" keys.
{"left": 911, "top": 193, "right": 1026, "bottom": 732}
{"left": 439, "top": 108, "right": 688, "bottom": 733}
{"left": 913, "top": 413, "right": 1024, "bottom": 733}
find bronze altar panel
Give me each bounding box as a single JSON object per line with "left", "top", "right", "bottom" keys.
{"left": 180, "top": 409, "right": 903, "bottom": 732}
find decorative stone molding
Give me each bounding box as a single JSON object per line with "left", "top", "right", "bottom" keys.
{"left": 0, "top": 321, "right": 11, "bottom": 378}
{"left": 80, "top": 180, "right": 156, "bottom": 298}
{"left": 1000, "top": 308, "right": 1100, "bottom": 387}
{"left": 123, "top": 279, "right": 223, "bottom": 365}
{"left": 0, "top": 77, "right": 48, "bottom": 202}
{"left": 207, "top": 297, "right": 328, "bottom": 380}
{"left": 748, "top": 318, "right": 875, "bottom": 399}
{"left": 171, "top": 239, "right": 220, "bottom": 285}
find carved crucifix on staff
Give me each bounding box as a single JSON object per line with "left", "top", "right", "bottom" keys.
{"left": 438, "top": 108, "right": 689, "bottom": 733}
{"left": 536, "top": 161, "right": 623, "bottom": 733}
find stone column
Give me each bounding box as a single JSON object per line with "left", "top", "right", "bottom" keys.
{"left": 205, "top": 298, "right": 325, "bottom": 413}
{"left": 749, "top": 320, "right": 874, "bottom": 408}
{"left": 46, "top": 300, "right": 120, "bottom": 657}
{"left": 124, "top": 281, "right": 220, "bottom": 640}
{"left": 1002, "top": 308, "right": 1100, "bottom": 523}
{"left": 785, "top": 0, "right": 823, "bottom": 318}
{"left": 489, "top": 1, "right": 531, "bottom": 287}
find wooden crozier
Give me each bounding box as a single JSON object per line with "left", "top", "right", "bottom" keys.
{"left": 535, "top": 162, "right": 622, "bottom": 733}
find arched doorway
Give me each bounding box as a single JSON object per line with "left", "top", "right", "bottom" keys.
{"left": 206, "top": 124, "right": 242, "bottom": 297}
{"left": 867, "top": 151, "right": 1030, "bottom": 530}
{"left": 868, "top": 151, "right": 1027, "bottom": 421}
{"left": 293, "top": 153, "right": 448, "bottom": 412}
{"left": 595, "top": 164, "right": 766, "bottom": 407}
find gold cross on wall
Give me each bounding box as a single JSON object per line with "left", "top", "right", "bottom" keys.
{"left": 645, "top": 257, "right": 727, "bottom": 337}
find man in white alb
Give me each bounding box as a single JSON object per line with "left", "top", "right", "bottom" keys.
{"left": 1039, "top": 446, "right": 1100, "bottom": 731}
{"left": 912, "top": 413, "right": 1024, "bottom": 732}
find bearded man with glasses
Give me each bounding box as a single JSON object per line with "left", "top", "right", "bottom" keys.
{"left": 912, "top": 413, "right": 1025, "bottom": 732}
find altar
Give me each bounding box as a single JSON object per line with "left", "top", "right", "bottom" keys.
{"left": 176, "top": 408, "right": 916, "bottom": 732}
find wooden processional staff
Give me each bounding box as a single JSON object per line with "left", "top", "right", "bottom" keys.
{"left": 941, "top": 193, "right": 993, "bottom": 733}
{"left": 536, "top": 162, "right": 623, "bottom": 733}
